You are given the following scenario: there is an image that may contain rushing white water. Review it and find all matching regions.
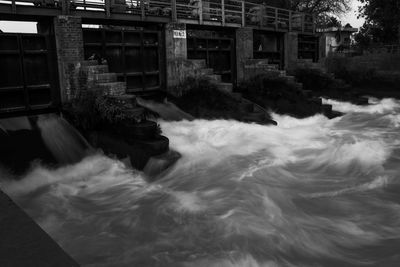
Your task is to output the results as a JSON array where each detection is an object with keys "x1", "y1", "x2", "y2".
[{"x1": 1, "y1": 98, "x2": 400, "y2": 267}]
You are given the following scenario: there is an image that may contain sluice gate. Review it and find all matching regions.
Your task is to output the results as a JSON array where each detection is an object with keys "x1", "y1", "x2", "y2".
[{"x1": 0, "y1": 32, "x2": 59, "y2": 117}]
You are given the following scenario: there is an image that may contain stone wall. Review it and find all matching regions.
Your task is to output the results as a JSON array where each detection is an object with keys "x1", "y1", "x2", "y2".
[
  {"x1": 242, "y1": 59, "x2": 277, "y2": 80},
  {"x1": 236, "y1": 28, "x2": 254, "y2": 83},
  {"x1": 165, "y1": 22, "x2": 188, "y2": 90},
  {"x1": 53, "y1": 16, "x2": 84, "y2": 102},
  {"x1": 284, "y1": 32, "x2": 299, "y2": 70}
]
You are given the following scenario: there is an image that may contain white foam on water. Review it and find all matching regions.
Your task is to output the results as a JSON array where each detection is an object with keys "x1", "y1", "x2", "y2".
[
  {"x1": 322, "y1": 98, "x2": 400, "y2": 114},
  {"x1": 1, "y1": 103, "x2": 400, "y2": 267},
  {"x1": 1, "y1": 154, "x2": 146, "y2": 197}
]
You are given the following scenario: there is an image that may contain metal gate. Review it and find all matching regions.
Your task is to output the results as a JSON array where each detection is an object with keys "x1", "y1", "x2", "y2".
[
  {"x1": 0, "y1": 33, "x2": 58, "y2": 115},
  {"x1": 83, "y1": 28, "x2": 162, "y2": 93},
  {"x1": 253, "y1": 31, "x2": 284, "y2": 69},
  {"x1": 298, "y1": 34, "x2": 319, "y2": 62},
  {"x1": 187, "y1": 30, "x2": 235, "y2": 83}
]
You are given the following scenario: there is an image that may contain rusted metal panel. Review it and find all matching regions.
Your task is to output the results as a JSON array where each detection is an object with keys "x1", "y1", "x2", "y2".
[
  {"x1": 187, "y1": 28, "x2": 235, "y2": 83},
  {"x1": 0, "y1": 33, "x2": 59, "y2": 115},
  {"x1": 0, "y1": 0, "x2": 316, "y2": 34},
  {"x1": 83, "y1": 26, "x2": 163, "y2": 92}
]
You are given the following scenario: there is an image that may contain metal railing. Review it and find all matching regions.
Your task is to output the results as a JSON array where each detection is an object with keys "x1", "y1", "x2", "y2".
[{"x1": 1, "y1": 0, "x2": 315, "y2": 33}]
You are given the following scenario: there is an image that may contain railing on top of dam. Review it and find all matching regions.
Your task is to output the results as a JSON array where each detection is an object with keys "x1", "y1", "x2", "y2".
[{"x1": 0, "y1": 0, "x2": 315, "y2": 33}]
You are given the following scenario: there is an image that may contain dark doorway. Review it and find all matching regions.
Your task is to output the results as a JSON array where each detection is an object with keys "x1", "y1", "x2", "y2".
[
  {"x1": 298, "y1": 34, "x2": 319, "y2": 62},
  {"x1": 83, "y1": 27, "x2": 162, "y2": 93},
  {"x1": 187, "y1": 29, "x2": 235, "y2": 83},
  {"x1": 253, "y1": 30, "x2": 284, "y2": 69},
  {"x1": 0, "y1": 33, "x2": 58, "y2": 115}
]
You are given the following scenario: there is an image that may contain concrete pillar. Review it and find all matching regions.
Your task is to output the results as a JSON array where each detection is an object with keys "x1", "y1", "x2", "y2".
[
  {"x1": 165, "y1": 23, "x2": 187, "y2": 90},
  {"x1": 53, "y1": 16, "x2": 84, "y2": 102},
  {"x1": 236, "y1": 27, "x2": 253, "y2": 83},
  {"x1": 284, "y1": 32, "x2": 298, "y2": 70},
  {"x1": 319, "y1": 34, "x2": 327, "y2": 59}
]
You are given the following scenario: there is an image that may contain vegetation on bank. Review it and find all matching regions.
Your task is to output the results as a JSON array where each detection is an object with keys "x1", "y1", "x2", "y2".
[
  {"x1": 292, "y1": 67, "x2": 349, "y2": 92},
  {"x1": 62, "y1": 91, "x2": 143, "y2": 132},
  {"x1": 324, "y1": 57, "x2": 400, "y2": 91},
  {"x1": 237, "y1": 74, "x2": 323, "y2": 118},
  {"x1": 170, "y1": 77, "x2": 244, "y2": 120}
]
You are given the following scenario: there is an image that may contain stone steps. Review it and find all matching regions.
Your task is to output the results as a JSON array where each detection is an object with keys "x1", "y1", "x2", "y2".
[
  {"x1": 81, "y1": 60, "x2": 99, "y2": 66},
  {"x1": 195, "y1": 68, "x2": 214, "y2": 76},
  {"x1": 81, "y1": 65, "x2": 109, "y2": 75},
  {"x1": 97, "y1": 82, "x2": 126, "y2": 96},
  {"x1": 301, "y1": 90, "x2": 313, "y2": 98},
  {"x1": 240, "y1": 101, "x2": 254, "y2": 113},
  {"x1": 124, "y1": 107, "x2": 146, "y2": 119},
  {"x1": 189, "y1": 59, "x2": 207, "y2": 69},
  {"x1": 107, "y1": 94, "x2": 137, "y2": 107},
  {"x1": 205, "y1": 74, "x2": 222, "y2": 83},
  {"x1": 94, "y1": 73, "x2": 118, "y2": 83},
  {"x1": 284, "y1": 75, "x2": 296, "y2": 83},
  {"x1": 217, "y1": 82, "x2": 233, "y2": 93}
]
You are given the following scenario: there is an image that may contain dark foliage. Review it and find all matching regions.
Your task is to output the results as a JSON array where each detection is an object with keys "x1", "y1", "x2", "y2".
[
  {"x1": 63, "y1": 91, "x2": 142, "y2": 132},
  {"x1": 173, "y1": 77, "x2": 244, "y2": 120},
  {"x1": 355, "y1": 0, "x2": 400, "y2": 47},
  {"x1": 293, "y1": 68, "x2": 348, "y2": 92},
  {"x1": 238, "y1": 75, "x2": 321, "y2": 118},
  {"x1": 62, "y1": 91, "x2": 101, "y2": 131}
]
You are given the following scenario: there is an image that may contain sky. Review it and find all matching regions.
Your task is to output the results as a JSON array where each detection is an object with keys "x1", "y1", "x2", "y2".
[
  {"x1": 340, "y1": 0, "x2": 365, "y2": 28},
  {"x1": 0, "y1": 0, "x2": 366, "y2": 33}
]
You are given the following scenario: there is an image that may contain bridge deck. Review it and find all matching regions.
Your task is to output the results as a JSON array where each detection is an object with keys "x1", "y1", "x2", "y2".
[{"x1": 0, "y1": 0, "x2": 315, "y2": 34}]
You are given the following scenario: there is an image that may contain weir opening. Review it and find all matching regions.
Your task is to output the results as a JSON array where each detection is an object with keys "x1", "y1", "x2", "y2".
[
  {"x1": 1, "y1": 98, "x2": 400, "y2": 266},
  {"x1": 0, "y1": 20, "x2": 59, "y2": 116}
]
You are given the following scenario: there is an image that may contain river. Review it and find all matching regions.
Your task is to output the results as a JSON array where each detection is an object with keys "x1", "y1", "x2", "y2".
[{"x1": 1, "y1": 97, "x2": 400, "y2": 267}]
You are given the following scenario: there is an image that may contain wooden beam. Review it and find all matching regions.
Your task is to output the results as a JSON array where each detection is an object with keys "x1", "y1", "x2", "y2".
[
  {"x1": 241, "y1": 1, "x2": 245, "y2": 27},
  {"x1": 171, "y1": 0, "x2": 177, "y2": 22},
  {"x1": 221, "y1": 0, "x2": 225, "y2": 26}
]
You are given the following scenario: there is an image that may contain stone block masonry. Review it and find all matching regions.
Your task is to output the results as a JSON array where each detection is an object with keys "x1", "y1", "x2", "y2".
[
  {"x1": 165, "y1": 23, "x2": 188, "y2": 90},
  {"x1": 236, "y1": 28, "x2": 254, "y2": 83},
  {"x1": 54, "y1": 16, "x2": 84, "y2": 103},
  {"x1": 284, "y1": 32, "x2": 299, "y2": 70}
]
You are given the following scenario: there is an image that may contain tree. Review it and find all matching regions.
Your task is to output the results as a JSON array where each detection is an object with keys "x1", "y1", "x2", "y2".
[
  {"x1": 248, "y1": 0, "x2": 351, "y2": 27},
  {"x1": 248, "y1": 0, "x2": 351, "y2": 15},
  {"x1": 321, "y1": 16, "x2": 342, "y2": 28},
  {"x1": 290, "y1": 0, "x2": 351, "y2": 15},
  {"x1": 356, "y1": 0, "x2": 400, "y2": 44}
]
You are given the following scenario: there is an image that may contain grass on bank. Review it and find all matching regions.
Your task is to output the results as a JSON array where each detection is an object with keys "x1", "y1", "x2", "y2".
[
  {"x1": 170, "y1": 77, "x2": 245, "y2": 120},
  {"x1": 237, "y1": 74, "x2": 322, "y2": 118}
]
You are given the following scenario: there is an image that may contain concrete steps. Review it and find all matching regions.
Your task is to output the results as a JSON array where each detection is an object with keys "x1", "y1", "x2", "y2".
[
  {"x1": 217, "y1": 82, "x2": 233, "y2": 93},
  {"x1": 97, "y1": 82, "x2": 126, "y2": 96},
  {"x1": 285, "y1": 75, "x2": 296, "y2": 82},
  {"x1": 189, "y1": 59, "x2": 207, "y2": 69},
  {"x1": 94, "y1": 73, "x2": 118, "y2": 83},
  {"x1": 107, "y1": 94, "x2": 137, "y2": 107},
  {"x1": 81, "y1": 65, "x2": 109, "y2": 75},
  {"x1": 81, "y1": 60, "x2": 99, "y2": 66},
  {"x1": 195, "y1": 68, "x2": 214, "y2": 76},
  {"x1": 206, "y1": 74, "x2": 222, "y2": 83}
]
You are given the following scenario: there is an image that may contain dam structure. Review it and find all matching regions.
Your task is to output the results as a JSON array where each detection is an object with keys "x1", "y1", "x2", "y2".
[
  {"x1": 0, "y1": 1, "x2": 318, "y2": 265},
  {"x1": 0, "y1": 0, "x2": 317, "y2": 117}
]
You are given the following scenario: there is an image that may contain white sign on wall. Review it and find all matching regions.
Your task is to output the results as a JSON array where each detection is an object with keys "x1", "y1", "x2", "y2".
[{"x1": 173, "y1": 30, "x2": 187, "y2": 39}]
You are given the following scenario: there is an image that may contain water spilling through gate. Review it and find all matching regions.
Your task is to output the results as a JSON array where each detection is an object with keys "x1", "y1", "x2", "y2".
[{"x1": 1, "y1": 98, "x2": 400, "y2": 267}]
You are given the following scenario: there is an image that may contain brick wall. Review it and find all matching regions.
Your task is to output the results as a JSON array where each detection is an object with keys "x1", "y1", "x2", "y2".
[
  {"x1": 54, "y1": 16, "x2": 84, "y2": 102},
  {"x1": 165, "y1": 23, "x2": 188, "y2": 91}
]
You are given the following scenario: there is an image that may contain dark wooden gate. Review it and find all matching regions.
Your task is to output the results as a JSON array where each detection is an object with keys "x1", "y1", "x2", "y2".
[
  {"x1": 0, "y1": 33, "x2": 58, "y2": 115},
  {"x1": 187, "y1": 30, "x2": 235, "y2": 83},
  {"x1": 83, "y1": 28, "x2": 162, "y2": 93},
  {"x1": 298, "y1": 34, "x2": 319, "y2": 62},
  {"x1": 253, "y1": 30, "x2": 284, "y2": 69}
]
